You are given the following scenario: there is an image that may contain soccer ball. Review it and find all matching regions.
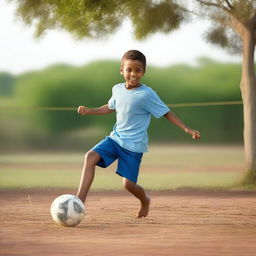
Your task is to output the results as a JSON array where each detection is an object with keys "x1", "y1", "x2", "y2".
[{"x1": 50, "y1": 194, "x2": 85, "y2": 227}]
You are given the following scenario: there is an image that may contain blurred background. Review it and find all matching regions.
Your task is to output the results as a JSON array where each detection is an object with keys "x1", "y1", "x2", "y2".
[
  {"x1": 0, "y1": 1, "x2": 243, "y2": 152},
  {"x1": 0, "y1": 1, "x2": 245, "y2": 190},
  {"x1": 0, "y1": 59, "x2": 243, "y2": 152}
]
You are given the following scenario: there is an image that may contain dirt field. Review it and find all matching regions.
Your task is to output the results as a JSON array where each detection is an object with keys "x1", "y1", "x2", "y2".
[{"x1": 1, "y1": 189, "x2": 256, "y2": 256}]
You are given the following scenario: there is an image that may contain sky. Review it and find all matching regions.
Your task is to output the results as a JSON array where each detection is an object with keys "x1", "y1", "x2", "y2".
[{"x1": 0, "y1": 1, "x2": 241, "y2": 75}]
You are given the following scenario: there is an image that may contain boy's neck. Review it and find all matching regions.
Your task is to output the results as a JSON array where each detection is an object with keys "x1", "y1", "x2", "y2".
[{"x1": 125, "y1": 83, "x2": 142, "y2": 90}]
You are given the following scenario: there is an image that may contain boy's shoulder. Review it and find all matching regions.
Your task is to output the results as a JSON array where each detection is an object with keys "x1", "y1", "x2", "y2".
[
  {"x1": 114, "y1": 83, "x2": 123, "y2": 87},
  {"x1": 111, "y1": 83, "x2": 123, "y2": 93},
  {"x1": 112, "y1": 83, "x2": 124, "y2": 89},
  {"x1": 140, "y1": 84, "x2": 157, "y2": 96}
]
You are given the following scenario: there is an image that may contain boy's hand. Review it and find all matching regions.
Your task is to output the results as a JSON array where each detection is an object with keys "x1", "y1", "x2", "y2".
[
  {"x1": 77, "y1": 106, "x2": 89, "y2": 115},
  {"x1": 185, "y1": 128, "x2": 201, "y2": 140}
]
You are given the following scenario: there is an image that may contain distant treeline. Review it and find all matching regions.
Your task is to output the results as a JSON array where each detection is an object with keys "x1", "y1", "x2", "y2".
[{"x1": 0, "y1": 58, "x2": 243, "y2": 151}]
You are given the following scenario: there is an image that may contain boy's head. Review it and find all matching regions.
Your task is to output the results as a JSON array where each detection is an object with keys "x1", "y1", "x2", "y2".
[
  {"x1": 120, "y1": 50, "x2": 146, "y2": 89},
  {"x1": 121, "y1": 50, "x2": 146, "y2": 73}
]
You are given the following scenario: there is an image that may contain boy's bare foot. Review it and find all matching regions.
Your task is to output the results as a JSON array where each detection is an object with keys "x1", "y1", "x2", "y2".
[{"x1": 137, "y1": 196, "x2": 150, "y2": 218}]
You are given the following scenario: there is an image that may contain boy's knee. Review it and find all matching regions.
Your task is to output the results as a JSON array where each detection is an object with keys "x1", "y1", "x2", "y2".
[
  {"x1": 84, "y1": 150, "x2": 100, "y2": 165},
  {"x1": 123, "y1": 178, "x2": 135, "y2": 191}
]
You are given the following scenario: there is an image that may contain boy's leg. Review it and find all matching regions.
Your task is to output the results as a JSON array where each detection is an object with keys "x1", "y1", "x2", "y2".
[
  {"x1": 123, "y1": 178, "x2": 150, "y2": 218},
  {"x1": 76, "y1": 150, "x2": 101, "y2": 203}
]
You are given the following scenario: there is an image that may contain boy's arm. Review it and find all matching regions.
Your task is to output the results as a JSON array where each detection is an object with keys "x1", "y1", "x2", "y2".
[
  {"x1": 164, "y1": 111, "x2": 200, "y2": 139},
  {"x1": 77, "y1": 104, "x2": 114, "y2": 115}
]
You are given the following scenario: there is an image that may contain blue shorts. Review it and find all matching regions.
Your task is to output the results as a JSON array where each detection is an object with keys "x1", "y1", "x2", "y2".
[{"x1": 91, "y1": 137, "x2": 143, "y2": 183}]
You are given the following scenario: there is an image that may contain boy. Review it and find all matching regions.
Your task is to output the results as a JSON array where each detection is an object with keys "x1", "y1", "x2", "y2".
[{"x1": 76, "y1": 50, "x2": 200, "y2": 218}]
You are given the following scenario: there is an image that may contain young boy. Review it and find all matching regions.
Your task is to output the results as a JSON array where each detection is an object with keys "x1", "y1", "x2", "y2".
[{"x1": 76, "y1": 50, "x2": 200, "y2": 218}]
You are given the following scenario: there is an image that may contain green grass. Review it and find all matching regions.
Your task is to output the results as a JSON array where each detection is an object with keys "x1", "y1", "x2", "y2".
[
  {"x1": 0, "y1": 144, "x2": 246, "y2": 190},
  {"x1": 0, "y1": 169, "x2": 240, "y2": 190},
  {"x1": 0, "y1": 145, "x2": 244, "y2": 166},
  {"x1": 0, "y1": 153, "x2": 82, "y2": 165}
]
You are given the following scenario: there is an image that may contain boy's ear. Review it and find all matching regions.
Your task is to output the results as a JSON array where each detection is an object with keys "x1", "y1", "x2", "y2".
[{"x1": 120, "y1": 67, "x2": 123, "y2": 75}]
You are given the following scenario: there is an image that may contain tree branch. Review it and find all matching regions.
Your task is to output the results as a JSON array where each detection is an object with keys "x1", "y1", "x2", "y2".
[
  {"x1": 195, "y1": 0, "x2": 221, "y2": 9},
  {"x1": 248, "y1": 12, "x2": 256, "y2": 30},
  {"x1": 229, "y1": 14, "x2": 246, "y2": 37},
  {"x1": 195, "y1": 0, "x2": 245, "y2": 37},
  {"x1": 224, "y1": 0, "x2": 233, "y2": 10},
  {"x1": 178, "y1": 6, "x2": 198, "y2": 17},
  {"x1": 195, "y1": 0, "x2": 231, "y2": 14}
]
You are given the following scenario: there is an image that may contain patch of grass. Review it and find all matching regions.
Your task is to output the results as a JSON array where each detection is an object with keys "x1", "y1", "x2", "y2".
[
  {"x1": 0, "y1": 145, "x2": 246, "y2": 190},
  {"x1": 0, "y1": 169, "x2": 241, "y2": 190},
  {"x1": 141, "y1": 172, "x2": 240, "y2": 190},
  {"x1": 144, "y1": 144, "x2": 244, "y2": 168},
  {"x1": 0, "y1": 153, "x2": 83, "y2": 165},
  {"x1": 0, "y1": 170, "x2": 80, "y2": 189}
]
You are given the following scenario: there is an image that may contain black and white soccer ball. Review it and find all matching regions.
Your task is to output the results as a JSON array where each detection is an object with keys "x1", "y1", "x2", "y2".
[{"x1": 50, "y1": 194, "x2": 85, "y2": 227}]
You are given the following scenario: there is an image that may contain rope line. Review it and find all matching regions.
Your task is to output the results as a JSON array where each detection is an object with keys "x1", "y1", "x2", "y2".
[
  {"x1": 167, "y1": 100, "x2": 242, "y2": 108},
  {"x1": 0, "y1": 106, "x2": 77, "y2": 111},
  {"x1": 0, "y1": 101, "x2": 243, "y2": 111}
]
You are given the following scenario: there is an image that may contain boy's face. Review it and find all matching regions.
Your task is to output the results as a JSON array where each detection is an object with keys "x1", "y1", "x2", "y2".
[{"x1": 121, "y1": 59, "x2": 145, "y2": 89}]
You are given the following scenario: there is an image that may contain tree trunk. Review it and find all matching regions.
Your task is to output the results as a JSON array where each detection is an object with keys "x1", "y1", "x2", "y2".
[{"x1": 240, "y1": 29, "x2": 256, "y2": 183}]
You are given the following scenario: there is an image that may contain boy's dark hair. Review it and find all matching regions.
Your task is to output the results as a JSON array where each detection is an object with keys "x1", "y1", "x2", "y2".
[{"x1": 121, "y1": 50, "x2": 147, "y2": 72}]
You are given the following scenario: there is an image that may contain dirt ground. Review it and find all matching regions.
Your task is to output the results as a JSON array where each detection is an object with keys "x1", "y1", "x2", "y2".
[{"x1": 1, "y1": 189, "x2": 256, "y2": 256}]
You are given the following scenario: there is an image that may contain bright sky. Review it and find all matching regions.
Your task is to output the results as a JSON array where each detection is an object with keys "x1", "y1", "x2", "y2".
[{"x1": 0, "y1": 1, "x2": 241, "y2": 75}]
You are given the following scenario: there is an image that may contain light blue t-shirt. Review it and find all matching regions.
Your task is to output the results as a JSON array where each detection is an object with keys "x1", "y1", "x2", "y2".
[{"x1": 108, "y1": 83, "x2": 170, "y2": 153}]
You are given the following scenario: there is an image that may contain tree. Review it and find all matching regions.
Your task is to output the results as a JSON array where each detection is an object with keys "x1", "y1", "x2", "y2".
[
  {"x1": 9, "y1": 0, "x2": 256, "y2": 184},
  {"x1": 192, "y1": 0, "x2": 256, "y2": 185}
]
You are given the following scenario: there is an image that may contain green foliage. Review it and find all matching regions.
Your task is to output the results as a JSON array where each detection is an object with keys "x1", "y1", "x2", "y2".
[
  {"x1": 7, "y1": 59, "x2": 242, "y2": 148},
  {"x1": 15, "y1": 62, "x2": 119, "y2": 133},
  {"x1": 204, "y1": 25, "x2": 242, "y2": 54},
  {"x1": 205, "y1": 26, "x2": 229, "y2": 48},
  {"x1": 143, "y1": 59, "x2": 242, "y2": 143},
  {"x1": 10, "y1": 0, "x2": 186, "y2": 39},
  {"x1": 0, "y1": 72, "x2": 15, "y2": 96},
  {"x1": 9, "y1": 0, "x2": 255, "y2": 53},
  {"x1": 231, "y1": 1, "x2": 256, "y2": 23},
  {"x1": 11, "y1": 0, "x2": 125, "y2": 38},
  {"x1": 130, "y1": 0, "x2": 185, "y2": 39},
  {"x1": 194, "y1": 0, "x2": 256, "y2": 53}
]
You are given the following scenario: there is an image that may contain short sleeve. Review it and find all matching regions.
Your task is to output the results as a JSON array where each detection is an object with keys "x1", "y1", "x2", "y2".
[
  {"x1": 108, "y1": 95, "x2": 115, "y2": 110},
  {"x1": 144, "y1": 89, "x2": 170, "y2": 118},
  {"x1": 108, "y1": 87, "x2": 116, "y2": 110}
]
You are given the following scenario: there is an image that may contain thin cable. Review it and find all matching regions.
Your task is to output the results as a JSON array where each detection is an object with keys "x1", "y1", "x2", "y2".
[
  {"x1": 0, "y1": 101, "x2": 243, "y2": 111},
  {"x1": 167, "y1": 100, "x2": 242, "y2": 108},
  {"x1": 0, "y1": 106, "x2": 77, "y2": 111}
]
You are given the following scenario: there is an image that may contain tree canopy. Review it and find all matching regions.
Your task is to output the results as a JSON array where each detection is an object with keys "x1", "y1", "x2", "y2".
[
  {"x1": 11, "y1": 0, "x2": 185, "y2": 39},
  {"x1": 10, "y1": 0, "x2": 255, "y2": 52},
  {"x1": 196, "y1": 0, "x2": 256, "y2": 53}
]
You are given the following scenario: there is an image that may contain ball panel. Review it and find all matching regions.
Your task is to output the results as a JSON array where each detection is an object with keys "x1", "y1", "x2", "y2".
[
  {"x1": 50, "y1": 194, "x2": 85, "y2": 227},
  {"x1": 73, "y1": 201, "x2": 84, "y2": 214}
]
